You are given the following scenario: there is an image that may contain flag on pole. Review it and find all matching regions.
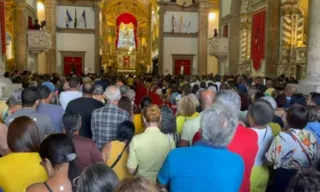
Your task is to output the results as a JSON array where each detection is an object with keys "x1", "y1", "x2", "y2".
[
  {"x1": 81, "y1": 10, "x2": 87, "y2": 28},
  {"x1": 179, "y1": 14, "x2": 183, "y2": 32},
  {"x1": 74, "y1": 8, "x2": 77, "y2": 28},
  {"x1": 66, "y1": 9, "x2": 73, "y2": 28}
]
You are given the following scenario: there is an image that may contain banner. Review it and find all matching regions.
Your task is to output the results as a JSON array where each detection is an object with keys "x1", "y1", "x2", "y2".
[{"x1": 251, "y1": 9, "x2": 266, "y2": 71}]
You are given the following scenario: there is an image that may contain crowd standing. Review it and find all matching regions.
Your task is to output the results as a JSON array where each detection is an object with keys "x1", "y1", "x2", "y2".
[{"x1": 0, "y1": 71, "x2": 320, "y2": 192}]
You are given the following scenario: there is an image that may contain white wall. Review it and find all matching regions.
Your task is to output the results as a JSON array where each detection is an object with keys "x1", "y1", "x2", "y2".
[
  {"x1": 163, "y1": 37, "x2": 198, "y2": 74},
  {"x1": 164, "y1": 11, "x2": 199, "y2": 33},
  {"x1": 221, "y1": 0, "x2": 232, "y2": 18},
  {"x1": 56, "y1": 6, "x2": 95, "y2": 29},
  {"x1": 208, "y1": 10, "x2": 219, "y2": 74},
  {"x1": 56, "y1": 33, "x2": 95, "y2": 73},
  {"x1": 26, "y1": 0, "x2": 36, "y2": 10}
]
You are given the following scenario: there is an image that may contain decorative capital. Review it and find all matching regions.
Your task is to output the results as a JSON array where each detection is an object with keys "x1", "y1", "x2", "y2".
[
  {"x1": 208, "y1": 37, "x2": 229, "y2": 59},
  {"x1": 27, "y1": 30, "x2": 52, "y2": 53}
]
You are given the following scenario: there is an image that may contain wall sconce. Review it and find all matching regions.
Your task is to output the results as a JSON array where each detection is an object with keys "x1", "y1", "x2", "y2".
[{"x1": 208, "y1": 12, "x2": 216, "y2": 21}]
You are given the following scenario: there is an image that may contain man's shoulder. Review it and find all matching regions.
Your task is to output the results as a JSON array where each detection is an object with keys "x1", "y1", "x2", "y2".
[
  {"x1": 236, "y1": 125, "x2": 258, "y2": 138},
  {"x1": 40, "y1": 103, "x2": 63, "y2": 112}
]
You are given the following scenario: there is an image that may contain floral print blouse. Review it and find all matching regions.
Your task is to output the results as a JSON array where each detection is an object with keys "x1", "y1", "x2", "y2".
[{"x1": 266, "y1": 129, "x2": 319, "y2": 170}]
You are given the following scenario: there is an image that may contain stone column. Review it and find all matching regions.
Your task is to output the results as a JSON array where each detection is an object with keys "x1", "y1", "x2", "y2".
[
  {"x1": 45, "y1": 0, "x2": 57, "y2": 73},
  {"x1": 158, "y1": 4, "x2": 165, "y2": 74},
  {"x1": 299, "y1": 0, "x2": 320, "y2": 93},
  {"x1": 15, "y1": 2, "x2": 28, "y2": 70},
  {"x1": 94, "y1": 4, "x2": 101, "y2": 73},
  {"x1": 198, "y1": 0, "x2": 209, "y2": 75}
]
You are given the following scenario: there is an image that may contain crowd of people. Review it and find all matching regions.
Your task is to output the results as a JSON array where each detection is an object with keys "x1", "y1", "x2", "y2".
[{"x1": 0, "y1": 71, "x2": 319, "y2": 192}]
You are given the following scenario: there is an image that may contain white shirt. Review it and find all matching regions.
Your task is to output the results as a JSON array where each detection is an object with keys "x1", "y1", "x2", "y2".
[
  {"x1": 252, "y1": 126, "x2": 274, "y2": 166},
  {"x1": 59, "y1": 91, "x2": 82, "y2": 110}
]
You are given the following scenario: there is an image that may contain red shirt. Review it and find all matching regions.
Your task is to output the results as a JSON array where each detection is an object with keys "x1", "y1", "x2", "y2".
[{"x1": 193, "y1": 125, "x2": 258, "y2": 192}]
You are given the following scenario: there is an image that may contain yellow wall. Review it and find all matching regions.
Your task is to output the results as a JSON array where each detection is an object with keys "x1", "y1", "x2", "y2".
[{"x1": 207, "y1": 10, "x2": 219, "y2": 74}]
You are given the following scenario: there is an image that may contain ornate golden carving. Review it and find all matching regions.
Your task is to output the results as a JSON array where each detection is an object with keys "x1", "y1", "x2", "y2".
[{"x1": 4, "y1": 0, "x2": 16, "y2": 66}]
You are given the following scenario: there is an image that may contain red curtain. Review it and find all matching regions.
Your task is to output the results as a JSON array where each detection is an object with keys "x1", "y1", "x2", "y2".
[
  {"x1": 0, "y1": 0, "x2": 5, "y2": 55},
  {"x1": 174, "y1": 60, "x2": 191, "y2": 75},
  {"x1": 251, "y1": 9, "x2": 266, "y2": 71},
  {"x1": 116, "y1": 13, "x2": 138, "y2": 49},
  {"x1": 63, "y1": 57, "x2": 82, "y2": 75}
]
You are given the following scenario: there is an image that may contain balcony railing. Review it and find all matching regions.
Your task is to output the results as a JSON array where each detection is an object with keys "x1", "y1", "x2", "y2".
[
  {"x1": 208, "y1": 37, "x2": 229, "y2": 60},
  {"x1": 27, "y1": 30, "x2": 51, "y2": 53}
]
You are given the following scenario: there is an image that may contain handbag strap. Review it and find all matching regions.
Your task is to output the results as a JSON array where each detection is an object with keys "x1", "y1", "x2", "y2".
[
  {"x1": 111, "y1": 142, "x2": 130, "y2": 168},
  {"x1": 287, "y1": 131, "x2": 312, "y2": 165}
]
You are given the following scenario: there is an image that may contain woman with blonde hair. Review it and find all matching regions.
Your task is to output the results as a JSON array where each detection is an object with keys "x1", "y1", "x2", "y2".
[
  {"x1": 176, "y1": 94, "x2": 200, "y2": 134},
  {"x1": 115, "y1": 176, "x2": 160, "y2": 192},
  {"x1": 127, "y1": 104, "x2": 175, "y2": 183}
]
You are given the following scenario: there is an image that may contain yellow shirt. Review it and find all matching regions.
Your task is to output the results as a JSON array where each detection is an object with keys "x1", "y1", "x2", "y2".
[
  {"x1": 127, "y1": 127, "x2": 175, "y2": 183},
  {"x1": 176, "y1": 112, "x2": 200, "y2": 135},
  {"x1": 133, "y1": 114, "x2": 144, "y2": 135},
  {"x1": 0, "y1": 153, "x2": 48, "y2": 192},
  {"x1": 107, "y1": 141, "x2": 131, "y2": 181}
]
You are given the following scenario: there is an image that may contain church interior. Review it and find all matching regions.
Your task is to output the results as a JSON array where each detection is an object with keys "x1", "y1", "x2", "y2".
[{"x1": 0, "y1": 0, "x2": 315, "y2": 84}]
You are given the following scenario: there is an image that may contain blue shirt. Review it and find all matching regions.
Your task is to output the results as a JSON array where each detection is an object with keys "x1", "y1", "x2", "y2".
[
  {"x1": 37, "y1": 103, "x2": 64, "y2": 133},
  {"x1": 157, "y1": 143, "x2": 244, "y2": 192},
  {"x1": 305, "y1": 122, "x2": 320, "y2": 144}
]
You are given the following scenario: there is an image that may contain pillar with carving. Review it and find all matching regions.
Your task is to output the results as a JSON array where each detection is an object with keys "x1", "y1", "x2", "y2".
[
  {"x1": 299, "y1": 0, "x2": 320, "y2": 93},
  {"x1": 15, "y1": 2, "x2": 28, "y2": 70},
  {"x1": 45, "y1": 0, "x2": 57, "y2": 73},
  {"x1": 198, "y1": 0, "x2": 209, "y2": 75},
  {"x1": 158, "y1": 4, "x2": 165, "y2": 74}
]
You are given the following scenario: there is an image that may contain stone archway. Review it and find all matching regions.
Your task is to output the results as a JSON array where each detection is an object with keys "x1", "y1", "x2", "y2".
[{"x1": 228, "y1": 0, "x2": 280, "y2": 76}]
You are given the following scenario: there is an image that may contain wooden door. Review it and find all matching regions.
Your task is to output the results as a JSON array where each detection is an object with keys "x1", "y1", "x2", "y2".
[
  {"x1": 63, "y1": 57, "x2": 82, "y2": 75},
  {"x1": 174, "y1": 59, "x2": 191, "y2": 75}
]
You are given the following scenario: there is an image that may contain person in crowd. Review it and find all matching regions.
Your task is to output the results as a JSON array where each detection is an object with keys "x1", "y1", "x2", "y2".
[
  {"x1": 158, "y1": 104, "x2": 244, "y2": 192},
  {"x1": 307, "y1": 92, "x2": 320, "y2": 106},
  {"x1": 102, "y1": 120, "x2": 135, "y2": 180},
  {"x1": 305, "y1": 105, "x2": 320, "y2": 144},
  {"x1": 247, "y1": 101, "x2": 274, "y2": 192},
  {"x1": 266, "y1": 105, "x2": 319, "y2": 192},
  {"x1": 179, "y1": 90, "x2": 215, "y2": 146},
  {"x1": 38, "y1": 86, "x2": 64, "y2": 133},
  {"x1": 118, "y1": 96, "x2": 133, "y2": 120},
  {"x1": 63, "y1": 112, "x2": 103, "y2": 171},
  {"x1": 92, "y1": 85, "x2": 106, "y2": 104},
  {"x1": 125, "y1": 89, "x2": 136, "y2": 104},
  {"x1": 27, "y1": 134, "x2": 81, "y2": 192},
  {"x1": 160, "y1": 105, "x2": 179, "y2": 145},
  {"x1": 60, "y1": 77, "x2": 82, "y2": 110},
  {"x1": 42, "y1": 81, "x2": 60, "y2": 105},
  {"x1": 266, "y1": 79, "x2": 274, "y2": 89},
  {"x1": 284, "y1": 85, "x2": 297, "y2": 108},
  {"x1": 286, "y1": 167, "x2": 320, "y2": 192},
  {"x1": 77, "y1": 163, "x2": 119, "y2": 192},
  {"x1": 290, "y1": 93, "x2": 307, "y2": 107},
  {"x1": 261, "y1": 96, "x2": 284, "y2": 133},
  {"x1": 238, "y1": 93, "x2": 251, "y2": 123},
  {"x1": 0, "y1": 123, "x2": 9, "y2": 156},
  {"x1": 6, "y1": 87, "x2": 55, "y2": 141},
  {"x1": 66, "y1": 82, "x2": 104, "y2": 138},
  {"x1": 133, "y1": 96, "x2": 152, "y2": 135},
  {"x1": 176, "y1": 94, "x2": 199, "y2": 134},
  {"x1": 1, "y1": 88, "x2": 23, "y2": 123},
  {"x1": 127, "y1": 104, "x2": 175, "y2": 183},
  {"x1": 193, "y1": 91, "x2": 258, "y2": 192},
  {"x1": 0, "y1": 116, "x2": 47, "y2": 192},
  {"x1": 274, "y1": 93, "x2": 287, "y2": 120},
  {"x1": 91, "y1": 85, "x2": 131, "y2": 150},
  {"x1": 115, "y1": 176, "x2": 160, "y2": 192}
]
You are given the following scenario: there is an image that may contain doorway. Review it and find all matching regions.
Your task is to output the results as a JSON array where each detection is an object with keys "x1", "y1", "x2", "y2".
[
  {"x1": 172, "y1": 54, "x2": 194, "y2": 75},
  {"x1": 60, "y1": 51, "x2": 85, "y2": 75}
]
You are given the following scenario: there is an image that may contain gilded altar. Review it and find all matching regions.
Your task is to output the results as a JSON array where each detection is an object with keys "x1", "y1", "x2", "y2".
[{"x1": 100, "y1": 0, "x2": 157, "y2": 74}]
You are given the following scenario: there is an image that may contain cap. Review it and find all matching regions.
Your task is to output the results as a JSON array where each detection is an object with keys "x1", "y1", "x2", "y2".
[{"x1": 41, "y1": 82, "x2": 55, "y2": 93}]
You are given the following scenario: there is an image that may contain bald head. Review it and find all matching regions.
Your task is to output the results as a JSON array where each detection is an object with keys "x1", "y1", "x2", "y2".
[
  {"x1": 201, "y1": 90, "x2": 215, "y2": 110},
  {"x1": 104, "y1": 85, "x2": 121, "y2": 104}
]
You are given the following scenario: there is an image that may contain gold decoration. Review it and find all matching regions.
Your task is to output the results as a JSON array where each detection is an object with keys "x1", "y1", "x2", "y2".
[{"x1": 4, "y1": 0, "x2": 16, "y2": 67}]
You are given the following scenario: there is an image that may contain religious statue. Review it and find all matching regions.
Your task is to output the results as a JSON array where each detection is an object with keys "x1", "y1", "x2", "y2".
[{"x1": 117, "y1": 23, "x2": 136, "y2": 49}]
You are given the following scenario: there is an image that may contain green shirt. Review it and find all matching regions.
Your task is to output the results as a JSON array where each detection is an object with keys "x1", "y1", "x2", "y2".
[{"x1": 127, "y1": 127, "x2": 175, "y2": 183}]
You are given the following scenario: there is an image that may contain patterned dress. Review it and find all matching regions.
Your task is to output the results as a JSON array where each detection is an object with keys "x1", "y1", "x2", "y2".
[{"x1": 266, "y1": 128, "x2": 319, "y2": 170}]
